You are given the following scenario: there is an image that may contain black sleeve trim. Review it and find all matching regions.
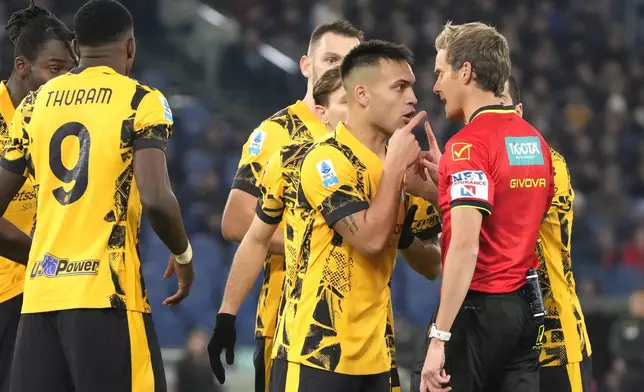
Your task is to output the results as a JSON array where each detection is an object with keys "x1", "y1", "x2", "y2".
[
  {"x1": 450, "y1": 199, "x2": 492, "y2": 216},
  {"x1": 398, "y1": 226, "x2": 414, "y2": 249},
  {"x1": 0, "y1": 157, "x2": 27, "y2": 176},
  {"x1": 133, "y1": 138, "x2": 167, "y2": 152},
  {"x1": 415, "y1": 224, "x2": 442, "y2": 240},
  {"x1": 255, "y1": 202, "x2": 283, "y2": 225},
  {"x1": 231, "y1": 179, "x2": 261, "y2": 198},
  {"x1": 324, "y1": 201, "x2": 369, "y2": 227}
]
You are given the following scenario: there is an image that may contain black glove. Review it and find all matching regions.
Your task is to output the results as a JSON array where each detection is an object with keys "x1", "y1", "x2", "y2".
[
  {"x1": 398, "y1": 204, "x2": 418, "y2": 249},
  {"x1": 208, "y1": 313, "x2": 236, "y2": 384}
]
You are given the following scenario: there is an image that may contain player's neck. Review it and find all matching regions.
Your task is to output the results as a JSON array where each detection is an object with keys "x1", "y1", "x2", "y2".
[
  {"x1": 462, "y1": 90, "x2": 504, "y2": 124},
  {"x1": 78, "y1": 47, "x2": 126, "y2": 75},
  {"x1": 344, "y1": 115, "x2": 388, "y2": 158},
  {"x1": 5, "y1": 73, "x2": 29, "y2": 109},
  {"x1": 301, "y1": 81, "x2": 316, "y2": 111},
  {"x1": 78, "y1": 57, "x2": 124, "y2": 75}
]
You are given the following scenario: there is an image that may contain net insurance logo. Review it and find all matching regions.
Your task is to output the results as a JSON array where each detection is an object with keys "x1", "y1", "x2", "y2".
[
  {"x1": 30, "y1": 253, "x2": 99, "y2": 279},
  {"x1": 504, "y1": 136, "x2": 544, "y2": 166}
]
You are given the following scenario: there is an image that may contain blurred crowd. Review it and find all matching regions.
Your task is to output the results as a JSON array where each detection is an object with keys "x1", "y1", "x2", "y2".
[{"x1": 2, "y1": 0, "x2": 644, "y2": 390}]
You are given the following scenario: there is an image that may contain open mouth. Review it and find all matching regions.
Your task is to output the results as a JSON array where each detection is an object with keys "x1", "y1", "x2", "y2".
[{"x1": 402, "y1": 111, "x2": 415, "y2": 123}]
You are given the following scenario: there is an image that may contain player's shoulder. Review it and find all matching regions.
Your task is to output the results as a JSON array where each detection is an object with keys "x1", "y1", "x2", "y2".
[
  {"x1": 260, "y1": 105, "x2": 295, "y2": 133},
  {"x1": 549, "y1": 147, "x2": 568, "y2": 167},
  {"x1": 301, "y1": 133, "x2": 347, "y2": 169}
]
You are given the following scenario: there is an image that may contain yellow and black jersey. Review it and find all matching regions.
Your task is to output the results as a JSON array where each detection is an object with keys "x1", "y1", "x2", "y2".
[
  {"x1": 536, "y1": 148, "x2": 592, "y2": 366},
  {"x1": 234, "y1": 100, "x2": 326, "y2": 339},
  {"x1": 0, "y1": 81, "x2": 32, "y2": 304},
  {"x1": 271, "y1": 123, "x2": 407, "y2": 376},
  {"x1": 0, "y1": 66, "x2": 173, "y2": 314}
]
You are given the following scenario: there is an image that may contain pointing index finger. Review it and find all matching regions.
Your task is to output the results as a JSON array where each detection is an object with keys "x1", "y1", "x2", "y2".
[
  {"x1": 425, "y1": 120, "x2": 439, "y2": 149},
  {"x1": 401, "y1": 110, "x2": 427, "y2": 133}
]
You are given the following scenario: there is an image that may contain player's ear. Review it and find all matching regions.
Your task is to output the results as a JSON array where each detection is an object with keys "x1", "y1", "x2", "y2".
[
  {"x1": 72, "y1": 39, "x2": 80, "y2": 61},
  {"x1": 516, "y1": 103, "x2": 524, "y2": 118},
  {"x1": 300, "y1": 55, "x2": 311, "y2": 78},
  {"x1": 354, "y1": 84, "x2": 368, "y2": 107},
  {"x1": 126, "y1": 37, "x2": 136, "y2": 61},
  {"x1": 314, "y1": 104, "x2": 326, "y2": 121},
  {"x1": 460, "y1": 61, "x2": 473, "y2": 84},
  {"x1": 14, "y1": 57, "x2": 28, "y2": 79}
]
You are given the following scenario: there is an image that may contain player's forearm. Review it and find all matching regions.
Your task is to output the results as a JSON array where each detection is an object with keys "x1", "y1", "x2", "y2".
[
  {"x1": 435, "y1": 246, "x2": 478, "y2": 332},
  {"x1": 0, "y1": 218, "x2": 31, "y2": 265},
  {"x1": 143, "y1": 193, "x2": 189, "y2": 255},
  {"x1": 268, "y1": 229, "x2": 285, "y2": 255},
  {"x1": 400, "y1": 237, "x2": 442, "y2": 280},
  {"x1": 219, "y1": 236, "x2": 269, "y2": 315},
  {"x1": 360, "y1": 167, "x2": 406, "y2": 254}
]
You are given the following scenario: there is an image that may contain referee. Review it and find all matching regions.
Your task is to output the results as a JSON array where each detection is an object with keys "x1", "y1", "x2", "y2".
[{"x1": 416, "y1": 22, "x2": 554, "y2": 392}]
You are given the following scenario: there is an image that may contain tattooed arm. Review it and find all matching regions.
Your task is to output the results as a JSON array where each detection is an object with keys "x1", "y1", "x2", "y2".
[{"x1": 331, "y1": 164, "x2": 407, "y2": 260}]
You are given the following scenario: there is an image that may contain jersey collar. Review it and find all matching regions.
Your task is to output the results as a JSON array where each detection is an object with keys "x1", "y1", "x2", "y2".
[
  {"x1": 468, "y1": 104, "x2": 516, "y2": 123},
  {"x1": 335, "y1": 121, "x2": 383, "y2": 165},
  {"x1": 0, "y1": 82, "x2": 15, "y2": 122},
  {"x1": 291, "y1": 100, "x2": 327, "y2": 140}
]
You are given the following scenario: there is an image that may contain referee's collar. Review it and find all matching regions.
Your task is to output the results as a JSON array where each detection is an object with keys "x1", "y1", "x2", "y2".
[{"x1": 468, "y1": 104, "x2": 516, "y2": 123}]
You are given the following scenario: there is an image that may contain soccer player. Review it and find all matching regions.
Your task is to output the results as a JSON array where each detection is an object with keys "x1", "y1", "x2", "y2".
[
  {"x1": 0, "y1": 3, "x2": 77, "y2": 391},
  {"x1": 503, "y1": 76, "x2": 593, "y2": 392},
  {"x1": 0, "y1": 1, "x2": 194, "y2": 391},
  {"x1": 312, "y1": 67, "x2": 348, "y2": 132},
  {"x1": 419, "y1": 22, "x2": 554, "y2": 392},
  {"x1": 311, "y1": 67, "x2": 441, "y2": 392},
  {"x1": 211, "y1": 21, "x2": 363, "y2": 391},
  {"x1": 264, "y1": 40, "x2": 441, "y2": 392}
]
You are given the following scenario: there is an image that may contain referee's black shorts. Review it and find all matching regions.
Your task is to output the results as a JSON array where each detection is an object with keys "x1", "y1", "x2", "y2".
[
  {"x1": 10, "y1": 308, "x2": 167, "y2": 392},
  {"x1": 410, "y1": 290, "x2": 543, "y2": 392},
  {"x1": 0, "y1": 294, "x2": 22, "y2": 392}
]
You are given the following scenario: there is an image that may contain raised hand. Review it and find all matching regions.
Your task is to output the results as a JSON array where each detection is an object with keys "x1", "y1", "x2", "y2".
[
  {"x1": 386, "y1": 111, "x2": 427, "y2": 171},
  {"x1": 424, "y1": 120, "x2": 442, "y2": 165}
]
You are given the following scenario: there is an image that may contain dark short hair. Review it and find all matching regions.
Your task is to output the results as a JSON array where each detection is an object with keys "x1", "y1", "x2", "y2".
[
  {"x1": 74, "y1": 0, "x2": 133, "y2": 47},
  {"x1": 507, "y1": 75, "x2": 521, "y2": 105},
  {"x1": 340, "y1": 40, "x2": 414, "y2": 81},
  {"x1": 309, "y1": 20, "x2": 364, "y2": 51},
  {"x1": 313, "y1": 67, "x2": 343, "y2": 107},
  {"x1": 5, "y1": 0, "x2": 74, "y2": 61}
]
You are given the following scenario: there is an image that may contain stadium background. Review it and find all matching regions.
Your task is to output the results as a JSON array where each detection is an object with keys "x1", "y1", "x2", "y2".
[{"x1": 1, "y1": 0, "x2": 644, "y2": 391}]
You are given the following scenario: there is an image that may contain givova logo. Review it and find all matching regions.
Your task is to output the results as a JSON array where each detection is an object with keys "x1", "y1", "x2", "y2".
[
  {"x1": 504, "y1": 136, "x2": 544, "y2": 166},
  {"x1": 30, "y1": 253, "x2": 99, "y2": 279}
]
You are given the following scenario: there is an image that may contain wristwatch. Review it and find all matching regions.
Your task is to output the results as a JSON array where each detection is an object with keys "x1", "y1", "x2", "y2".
[{"x1": 428, "y1": 323, "x2": 451, "y2": 342}]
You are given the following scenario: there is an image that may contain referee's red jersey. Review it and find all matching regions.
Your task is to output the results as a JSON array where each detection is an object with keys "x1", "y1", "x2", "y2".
[{"x1": 438, "y1": 105, "x2": 554, "y2": 294}]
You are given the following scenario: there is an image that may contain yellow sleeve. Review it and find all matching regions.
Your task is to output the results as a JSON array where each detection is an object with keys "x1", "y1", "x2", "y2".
[
  {"x1": 132, "y1": 89, "x2": 173, "y2": 151},
  {"x1": 256, "y1": 148, "x2": 286, "y2": 225},
  {"x1": 549, "y1": 149, "x2": 573, "y2": 212},
  {"x1": 0, "y1": 93, "x2": 33, "y2": 177},
  {"x1": 300, "y1": 144, "x2": 368, "y2": 227},
  {"x1": 232, "y1": 119, "x2": 290, "y2": 197},
  {"x1": 408, "y1": 195, "x2": 442, "y2": 240}
]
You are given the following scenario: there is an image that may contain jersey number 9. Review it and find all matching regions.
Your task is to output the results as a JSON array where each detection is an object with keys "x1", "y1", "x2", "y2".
[{"x1": 49, "y1": 122, "x2": 91, "y2": 206}]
